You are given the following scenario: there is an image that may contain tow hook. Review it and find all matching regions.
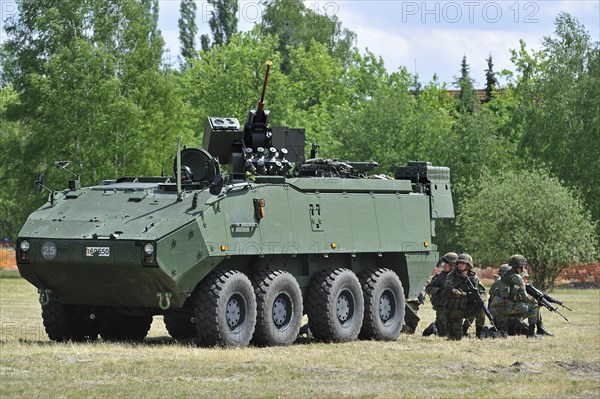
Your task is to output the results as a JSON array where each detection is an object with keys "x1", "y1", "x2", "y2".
[
  {"x1": 157, "y1": 291, "x2": 172, "y2": 310},
  {"x1": 38, "y1": 289, "x2": 52, "y2": 306}
]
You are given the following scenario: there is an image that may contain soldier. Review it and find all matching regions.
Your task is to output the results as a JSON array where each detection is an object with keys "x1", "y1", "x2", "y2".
[
  {"x1": 443, "y1": 253, "x2": 486, "y2": 340},
  {"x1": 497, "y1": 254, "x2": 540, "y2": 338},
  {"x1": 489, "y1": 263, "x2": 512, "y2": 337},
  {"x1": 521, "y1": 269, "x2": 553, "y2": 336},
  {"x1": 422, "y1": 252, "x2": 458, "y2": 337}
]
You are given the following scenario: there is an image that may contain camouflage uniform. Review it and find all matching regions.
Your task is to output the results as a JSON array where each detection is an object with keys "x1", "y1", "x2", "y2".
[
  {"x1": 489, "y1": 264, "x2": 512, "y2": 335},
  {"x1": 423, "y1": 252, "x2": 457, "y2": 337},
  {"x1": 496, "y1": 255, "x2": 540, "y2": 337},
  {"x1": 444, "y1": 254, "x2": 486, "y2": 340}
]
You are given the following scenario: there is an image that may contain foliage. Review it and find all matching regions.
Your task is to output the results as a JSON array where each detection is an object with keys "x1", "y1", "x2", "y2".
[
  {"x1": 178, "y1": 0, "x2": 198, "y2": 64},
  {"x1": 180, "y1": 29, "x2": 284, "y2": 139},
  {"x1": 454, "y1": 55, "x2": 479, "y2": 114},
  {"x1": 1, "y1": 0, "x2": 190, "y2": 239},
  {"x1": 483, "y1": 55, "x2": 498, "y2": 103},
  {"x1": 458, "y1": 168, "x2": 598, "y2": 289},
  {"x1": 200, "y1": 0, "x2": 238, "y2": 51},
  {"x1": 510, "y1": 13, "x2": 600, "y2": 237},
  {"x1": 0, "y1": 85, "x2": 40, "y2": 240},
  {"x1": 259, "y1": 0, "x2": 356, "y2": 74}
]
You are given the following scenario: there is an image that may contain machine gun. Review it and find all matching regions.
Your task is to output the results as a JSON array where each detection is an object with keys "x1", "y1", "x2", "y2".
[
  {"x1": 526, "y1": 284, "x2": 570, "y2": 321},
  {"x1": 465, "y1": 277, "x2": 497, "y2": 330}
]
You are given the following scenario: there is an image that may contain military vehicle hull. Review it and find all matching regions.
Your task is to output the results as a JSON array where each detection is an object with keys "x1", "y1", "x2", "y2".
[{"x1": 17, "y1": 169, "x2": 451, "y2": 345}]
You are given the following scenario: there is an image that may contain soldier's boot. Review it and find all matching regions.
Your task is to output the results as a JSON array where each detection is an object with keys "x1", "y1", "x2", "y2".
[
  {"x1": 536, "y1": 322, "x2": 553, "y2": 336},
  {"x1": 526, "y1": 324, "x2": 538, "y2": 338},
  {"x1": 478, "y1": 326, "x2": 489, "y2": 339},
  {"x1": 499, "y1": 330, "x2": 508, "y2": 338},
  {"x1": 462, "y1": 320, "x2": 470, "y2": 337},
  {"x1": 475, "y1": 326, "x2": 484, "y2": 339},
  {"x1": 299, "y1": 323, "x2": 312, "y2": 338},
  {"x1": 422, "y1": 322, "x2": 438, "y2": 337}
]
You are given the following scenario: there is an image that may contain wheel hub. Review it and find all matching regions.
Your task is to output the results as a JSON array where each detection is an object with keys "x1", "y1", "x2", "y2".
[
  {"x1": 379, "y1": 289, "x2": 395, "y2": 323},
  {"x1": 272, "y1": 294, "x2": 290, "y2": 328},
  {"x1": 336, "y1": 289, "x2": 354, "y2": 324},
  {"x1": 226, "y1": 294, "x2": 245, "y2": 330}
]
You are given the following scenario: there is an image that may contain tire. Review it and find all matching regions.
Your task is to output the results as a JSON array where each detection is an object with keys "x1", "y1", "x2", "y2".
[
  {"x1": 252, "y1": 270, "x2": 303, "y2": 346},
  {"x1": 100, "y1": 313, "x2": 152, "y2": 342},
  {"x1": 192, "y1": 270, "x2": 257, "y2": 347},
  {"x1": 41, "y1": 300, "x2": 100, "y2": 342},
  {"x1": 164, "y1": 312, "x2": 195, "y2": 340},
  {"x1": 358, "y1": 268, "x2": 405, "y2": 340},
  {"x1": 306, "y1": 268, "x2": 364, "y2": 342}
]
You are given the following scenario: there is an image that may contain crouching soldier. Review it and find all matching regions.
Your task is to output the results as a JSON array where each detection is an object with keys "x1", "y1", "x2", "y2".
[
  {"x1": 489, "y1": 263, "x2": 512, "y2": 337},
  {"x1": 423, "y1": 252, "x2": 458, "y2": 337},
  {"x1": 444, "y1": 253, "x2": 486, "y2": 340},
  {"x1": 499, "y1": 254, "x2": 540, "y2": 338}
]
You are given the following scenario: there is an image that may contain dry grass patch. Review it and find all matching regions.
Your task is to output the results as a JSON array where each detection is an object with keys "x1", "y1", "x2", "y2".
[{"x1": 1, "y1": 272, "x2": 599, "y2": 398}]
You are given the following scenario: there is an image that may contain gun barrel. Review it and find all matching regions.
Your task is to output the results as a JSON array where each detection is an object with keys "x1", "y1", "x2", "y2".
[
  {"x1": 554, "y1": 307, "x2": 569, "y2": 322},
  {"x1": 258, "y1": 61, "x2": 273, "y2": 110},
  {"x1": 543, "y1": 294, "x2": 572, "y2": 311}
]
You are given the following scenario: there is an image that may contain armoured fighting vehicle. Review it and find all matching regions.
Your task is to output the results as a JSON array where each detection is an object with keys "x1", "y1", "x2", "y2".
[{"x1": 16, "y1": 63, "x2": 454, "y2": 346}]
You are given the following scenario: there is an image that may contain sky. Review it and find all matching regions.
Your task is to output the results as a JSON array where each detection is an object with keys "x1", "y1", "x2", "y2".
[{"x1": 156, "y1": 0, "x2": 600, "y2": 87}]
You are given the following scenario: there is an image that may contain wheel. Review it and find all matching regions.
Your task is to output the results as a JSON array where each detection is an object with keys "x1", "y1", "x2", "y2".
[
  {"x1": 41, "y1": 299, "x2": 100, "y2": 342},
  {"x1": 192, "y1": 270, "x2": 257, "y2": 347},
  {"x1": 358, "y1": 268, "x2": 405, "y2": 340},
  {"x1": 252, "y1": 270, "x2": 303, "y2": 346},
  {"x1": 306, "y1": 268, "x2": 364, "y2": 342},
  {"x1": 164, "y1": 311, "x2": 195, "y2": 340},
  {"x1": 100, "y1": 313, "x2": 152, "y2": 342}
]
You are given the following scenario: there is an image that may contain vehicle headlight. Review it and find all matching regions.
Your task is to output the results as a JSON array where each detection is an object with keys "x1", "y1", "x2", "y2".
[
  {"x1": 143, "y1": 243, "x2": 155, "y2": 255},
  {"x1": 20, "y1": 240, "x2": 30, "y2": 252}
]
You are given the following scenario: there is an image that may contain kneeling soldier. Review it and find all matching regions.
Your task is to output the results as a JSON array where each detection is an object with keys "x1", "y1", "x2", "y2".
[
  {"x1": 499, "y1": 254, "x2": 540, "y2": 338},
  {"x1": 444, "y1": 253, "x2": 486, "y2": 340}
]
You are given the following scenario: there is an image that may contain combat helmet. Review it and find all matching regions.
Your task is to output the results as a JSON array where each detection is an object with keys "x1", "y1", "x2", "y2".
[
  {"x1": 456, "y1": 253, "x2": 473, "y2": 268},
  {"x1": 441, "y1": 252, "x2": 458, "y2": 266},
  {"x1": 508, "y1": 254, "x2": 527, "y2": 268},
  {"x1": 498, "y1": 263, "x2": 511, "y2": 276}
]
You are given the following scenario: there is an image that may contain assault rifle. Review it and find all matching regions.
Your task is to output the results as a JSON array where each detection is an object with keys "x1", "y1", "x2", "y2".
[
  {"x1": 526, "y1": 284, "x2": 572, "y2": 311},
  {"x1": 466, "y1": 277, "x2": 497, "y2": 330},
  {"x1": 526, "y1": 284, "x2": 570, "y2": 322}
]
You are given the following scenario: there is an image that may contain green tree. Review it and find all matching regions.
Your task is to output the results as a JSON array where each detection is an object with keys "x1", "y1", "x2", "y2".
[
  {"x1": 458, "y1": 168, "x2": 597, "y2": 290},
  {"x1": 2, "y1": 0, "x2": 188, "y2": 226},
  {"x1": 178, "y1": 0, "x2": 198, "y2": 64},
  {"x1": 454, "y1": 55, "x2": 479, "y2": 114},
  {"x1": 511, "y1": 13, "x2": 600, "y2": 236},
  {"x1": 483, "y1": 55, "x2": 498, "y2": 103},
  {"x1": 0, "y1": 85, "x2": 39, "y2": 240},
  {"x1": 334, "y1": 71, "x2": 456, "y2": 175},
  {"x1": 200, "y1": 0, "x2": 238, "y2": 51},
  {"x1": 259, "y1": 0, "x2": 356, "y2": 74},
  {"x1": 181, "y1": 29, "x2": 284, "y2": 136}
]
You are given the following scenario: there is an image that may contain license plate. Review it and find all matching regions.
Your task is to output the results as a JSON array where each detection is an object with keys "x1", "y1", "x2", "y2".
[{"x1": 86, "y1": 247, "x2": 110, "y2": 257}]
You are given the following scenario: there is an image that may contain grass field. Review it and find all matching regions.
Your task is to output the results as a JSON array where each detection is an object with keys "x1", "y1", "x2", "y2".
[{"x1": 1, "y1": 270, "x2": 599, "y2": 398}]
